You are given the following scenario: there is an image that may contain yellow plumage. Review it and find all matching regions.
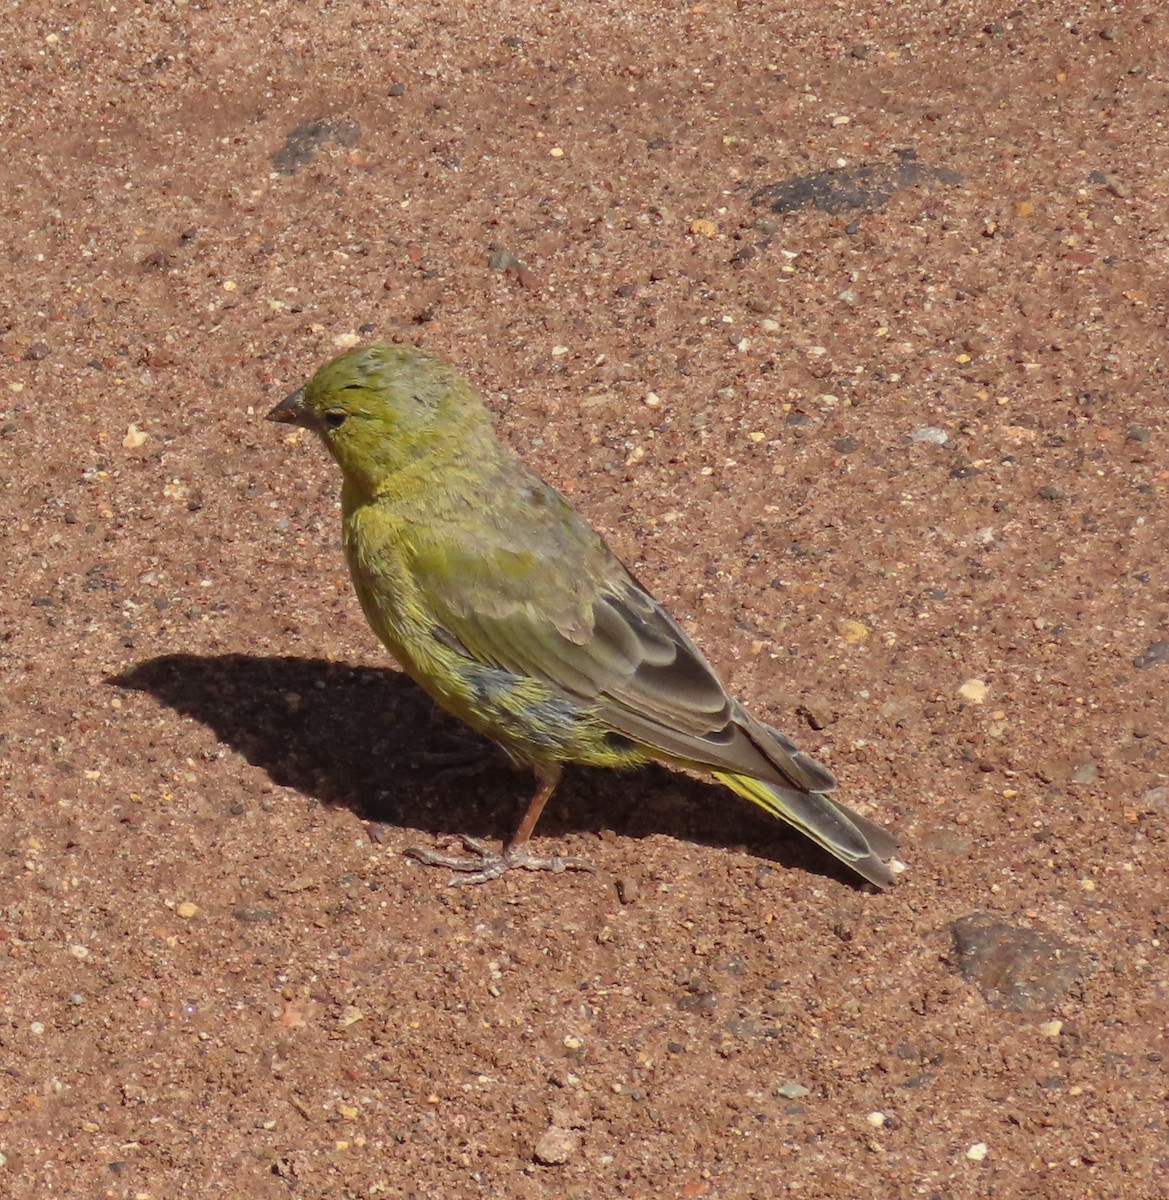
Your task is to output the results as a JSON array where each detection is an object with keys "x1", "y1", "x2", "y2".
[{"x1": 268, "y1": 343, "x2": 896, "y2": 887}]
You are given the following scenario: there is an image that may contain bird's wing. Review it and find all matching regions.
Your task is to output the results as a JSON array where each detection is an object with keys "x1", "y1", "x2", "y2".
[{"x1": 405, "y1": 473, "x2": 833, "y2": 796}]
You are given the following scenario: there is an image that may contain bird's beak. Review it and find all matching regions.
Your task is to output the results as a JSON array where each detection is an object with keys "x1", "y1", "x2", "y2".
[{"x1": 266, "y1": 387, "x2": 313, "y2": 428}]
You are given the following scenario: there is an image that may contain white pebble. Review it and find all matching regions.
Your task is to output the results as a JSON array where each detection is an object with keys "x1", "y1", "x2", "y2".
[{"x1": 534, "y1": 1127, "x2": 579, "y2": 1165}]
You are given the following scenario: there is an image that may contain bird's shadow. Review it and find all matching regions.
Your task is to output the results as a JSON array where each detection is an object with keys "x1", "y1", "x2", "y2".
[{"x1": 112, "y1": 653, "x2": 862, "y2": 885}]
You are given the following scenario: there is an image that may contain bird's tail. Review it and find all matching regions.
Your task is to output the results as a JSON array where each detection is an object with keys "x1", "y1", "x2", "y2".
[{"x1": 713, "y1": 770, "x2": 895, "y2": 888}]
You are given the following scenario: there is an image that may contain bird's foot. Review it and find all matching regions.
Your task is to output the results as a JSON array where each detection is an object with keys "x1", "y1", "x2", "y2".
[{"x1": 404, "y1": 835, "x2": 593, "y2": 886}]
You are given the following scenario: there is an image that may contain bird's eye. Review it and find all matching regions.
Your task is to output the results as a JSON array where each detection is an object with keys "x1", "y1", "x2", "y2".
[{"x1": 324, "y1": 411, "x2": 348, "y2": 429}]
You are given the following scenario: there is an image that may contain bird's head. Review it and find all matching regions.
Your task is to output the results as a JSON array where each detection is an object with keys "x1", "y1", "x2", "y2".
[{"x1": 268, "y1": 342, "x2": 492, "y2": 493}]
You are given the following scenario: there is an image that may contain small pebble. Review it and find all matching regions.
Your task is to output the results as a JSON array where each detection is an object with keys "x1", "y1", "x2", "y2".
[
  {"x1": 798, "y1": 702, "x2": 833, "y2": 731},
  {"x1": 176, "y1": 902, "x2": 199, "y2": 919},
  {"x1": 1133, "y1": 640, "x2": 1169, "y2": 670},
  {"x1": 838, "y1": 618, "x2": 869, "y2": 645},
  {"x1": 966, "y1": 1142, "x2": 989, "y2": 1162},
  {"x1": 534, "y1": 1126, "x2": 579, "y2": 1165},
  {"x1": 232, "y1": 906, "x2": 276, "y2": 923},
  {"x1": 909, "y1": 426, "x2": 948, "y2": 444},
  {"x1": 488, "y1": 248, "x2": 520, "y2": 271},
  {"x1": 776, "y1": 1082, "x2": 810, "y2": 1099},
  {"x1": 1070, "y1": 762, "x2": 1098, "y2": 785},
  {"x1": 1144, "y1": 786, "x2": 1168, "y2": 812},
  {"x1": 951, "y1": 915, "x2": 1086, "y2": 1010},
  {"x1": 958, "y1": 679, "x2": 988, "y2": 704}
]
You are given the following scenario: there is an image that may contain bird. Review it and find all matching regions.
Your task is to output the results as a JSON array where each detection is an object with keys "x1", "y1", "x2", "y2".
[{"x1": 267, "y1": 343, "x2": 897, "y2": 887}]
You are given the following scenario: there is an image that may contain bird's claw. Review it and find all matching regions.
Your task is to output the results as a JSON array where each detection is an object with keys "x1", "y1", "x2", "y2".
[{"x1": 404, "y1": 835, "x2": 594, "y2": 886}]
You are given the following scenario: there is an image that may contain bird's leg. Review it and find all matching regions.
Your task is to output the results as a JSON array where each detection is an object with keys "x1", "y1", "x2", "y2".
[
  {"x1": 508, "y1": 764, "x2": 560, "y2": 846},
  {"x1": 402, "y1": 733, "x2": 512, "y2": 781},
  {"x1": 404, "y1": 765, "x2": 594, "y2": 886}
]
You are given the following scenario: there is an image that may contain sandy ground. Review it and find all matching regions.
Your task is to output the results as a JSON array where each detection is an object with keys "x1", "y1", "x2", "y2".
[{"x1": 2, "y1": 1, "x2": 1167, "y2": 1196}]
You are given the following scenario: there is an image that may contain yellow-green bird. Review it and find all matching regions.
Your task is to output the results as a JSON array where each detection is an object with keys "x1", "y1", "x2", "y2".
[{"x1": 268, "y1": 343, "x2": 896, "y2": 887}]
